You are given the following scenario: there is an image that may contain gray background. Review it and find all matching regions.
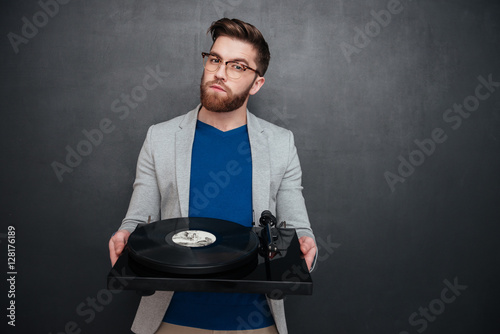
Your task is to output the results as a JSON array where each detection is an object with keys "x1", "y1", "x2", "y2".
[{"x1": 1, "y1": 0, "x2": 499, "y2": 333}]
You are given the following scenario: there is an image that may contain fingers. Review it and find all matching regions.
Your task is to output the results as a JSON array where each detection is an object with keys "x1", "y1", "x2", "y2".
[
  {"x1": 114, "y1": 237, "x2": 126, "y2": 255},
  {"x1": 304, "y1": 250, "x2": 315, "y2": 271},
  {"x1": 109, "y1": 230, "x2": 131, "y2": 266},
  {"x1": 109, "y1": 238, "x2": 118, "y2": 266},
  {"x1": 299, "y1": 236, "x2": 317, "y2": 271}
]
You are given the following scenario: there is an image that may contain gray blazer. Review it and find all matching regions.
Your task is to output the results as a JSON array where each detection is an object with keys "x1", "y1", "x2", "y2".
[{"x1": 119, "y1": 105, "x2": 316, "y2": 334}]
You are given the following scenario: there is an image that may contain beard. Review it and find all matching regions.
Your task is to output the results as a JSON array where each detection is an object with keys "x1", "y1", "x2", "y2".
[{"x1": 200, "y1": 73, "x2": 253, "y2": 113}]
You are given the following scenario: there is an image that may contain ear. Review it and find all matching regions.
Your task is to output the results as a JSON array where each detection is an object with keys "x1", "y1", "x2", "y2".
[{"x1": 249, "y1": 76, "x2": 265, "y2": 96}]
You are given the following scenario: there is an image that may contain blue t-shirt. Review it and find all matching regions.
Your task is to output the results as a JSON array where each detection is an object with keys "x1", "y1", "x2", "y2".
[{"x1": 162, "y1": 120, "x2": 274, "y2": 330}]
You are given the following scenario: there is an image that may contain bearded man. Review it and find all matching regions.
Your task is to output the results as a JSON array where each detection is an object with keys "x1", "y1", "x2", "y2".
[{"x1": 108, "y1": 18, "x2": 317, "y2": 334}]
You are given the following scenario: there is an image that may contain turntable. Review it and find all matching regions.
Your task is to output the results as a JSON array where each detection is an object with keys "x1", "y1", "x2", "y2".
[{"x1": 107, "y1": 213, "x2": 313, "y2": 299}]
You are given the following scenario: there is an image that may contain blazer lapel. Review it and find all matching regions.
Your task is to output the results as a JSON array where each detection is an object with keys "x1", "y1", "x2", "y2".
[
  {"x1": 175, "y1": 106, "x2": 199, "y2": 217},
  {"x1": 247, "y1": 111, "x2": 271, "y2": 223}
]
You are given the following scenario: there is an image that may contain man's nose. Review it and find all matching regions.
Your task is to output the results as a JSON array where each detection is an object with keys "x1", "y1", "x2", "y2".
[{"x1": 214, "y1": 63, "x2": 227, "y2": 81}]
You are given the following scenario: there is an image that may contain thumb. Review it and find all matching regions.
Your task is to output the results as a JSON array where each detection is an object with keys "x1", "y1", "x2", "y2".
[{"x1": 114, "y1": 234, "x2": 128, "y2": 254}]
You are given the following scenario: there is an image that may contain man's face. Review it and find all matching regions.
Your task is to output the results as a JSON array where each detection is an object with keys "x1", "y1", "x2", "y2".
[{"x1": 200, "y1": 36, "x2": 262, "y2": 113}]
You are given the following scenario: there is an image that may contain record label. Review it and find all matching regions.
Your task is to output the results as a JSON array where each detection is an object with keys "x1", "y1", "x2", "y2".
[{"x1": 171, "y1": 230, "x2": 216, "y2": 247}]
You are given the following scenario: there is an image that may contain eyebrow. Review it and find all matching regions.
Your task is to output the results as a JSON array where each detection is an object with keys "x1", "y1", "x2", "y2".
[{"x1": 210, "y1": 51, "x2": 250, "y2": 66}]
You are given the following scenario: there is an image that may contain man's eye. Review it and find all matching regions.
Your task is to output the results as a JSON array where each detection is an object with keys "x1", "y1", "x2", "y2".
[
  {"x1": 210, "y1": 57, "x2": 221, "y2": 64},
  {"x1": 230, "y1": 63, "x2": 244, "y2": 71}
]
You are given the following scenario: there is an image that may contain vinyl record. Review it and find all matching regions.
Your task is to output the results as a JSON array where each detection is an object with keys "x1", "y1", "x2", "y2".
[{"x1": 128, "y1": 217, "x2": 259, "y2": 275}]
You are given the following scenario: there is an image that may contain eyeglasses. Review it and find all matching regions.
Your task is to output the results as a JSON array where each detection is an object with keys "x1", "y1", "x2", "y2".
[{"x1": 202, "y1": 52, "x2": 261, "y2": 79}]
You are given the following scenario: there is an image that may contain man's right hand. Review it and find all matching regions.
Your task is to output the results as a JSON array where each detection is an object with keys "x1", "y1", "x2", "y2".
[{"x1": 109, "y1": 229, "x2": 131, "y2": 266}]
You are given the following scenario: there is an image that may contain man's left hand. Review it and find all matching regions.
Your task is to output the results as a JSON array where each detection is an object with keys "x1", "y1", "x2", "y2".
[{"x1": 298, "y1": 236, "x2": 317, "y2": 271}]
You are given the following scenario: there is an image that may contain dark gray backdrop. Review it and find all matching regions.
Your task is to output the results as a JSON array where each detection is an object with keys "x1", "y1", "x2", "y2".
[{"x1": 1, "y1": 0, "x2": 499, "y2": 333}]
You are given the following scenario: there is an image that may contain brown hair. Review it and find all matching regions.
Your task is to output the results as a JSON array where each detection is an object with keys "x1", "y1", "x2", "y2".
[{"x1": 207, "y1": 18, "x2": 271, "y2": 76}]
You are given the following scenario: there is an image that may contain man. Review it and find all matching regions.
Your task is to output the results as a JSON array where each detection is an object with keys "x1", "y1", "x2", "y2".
[{"x1": 109, "y1": 18, "x2": 317, "y2": 334}]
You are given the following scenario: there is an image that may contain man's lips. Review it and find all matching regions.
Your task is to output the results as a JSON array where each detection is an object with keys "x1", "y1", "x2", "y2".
[{"x1": 209, "y1": 84, "x2": 226, "y2": 92}]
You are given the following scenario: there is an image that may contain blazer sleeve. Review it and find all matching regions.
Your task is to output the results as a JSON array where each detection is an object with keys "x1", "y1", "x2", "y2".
[
  {"x1": 118, "y1": 125, "x2": 161, "y2": 233},
  {"x1": 275, "y1": 131, "x2": 318, "y2": 270}
]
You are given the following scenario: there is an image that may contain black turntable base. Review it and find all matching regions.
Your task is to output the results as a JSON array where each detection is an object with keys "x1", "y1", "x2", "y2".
[{"x1": 107, "y1": 217, "x2": 313, "y2": 299}]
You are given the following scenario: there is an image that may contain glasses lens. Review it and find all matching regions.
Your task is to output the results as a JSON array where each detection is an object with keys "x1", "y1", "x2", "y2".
[
  {"x1": 226, "y1": 62, "x2": 243, "y2": 79},
  {"x1": 203, "y1": 54, "x2": 219, "y2": 72}
]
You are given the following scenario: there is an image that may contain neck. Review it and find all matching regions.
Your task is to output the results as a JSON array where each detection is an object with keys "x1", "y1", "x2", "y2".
[{"x1": 198, "y1": 105, "x2": 247, "y2": 132}]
